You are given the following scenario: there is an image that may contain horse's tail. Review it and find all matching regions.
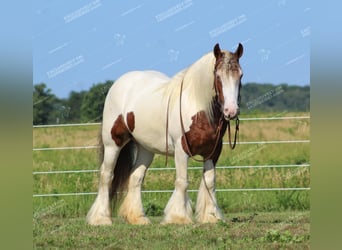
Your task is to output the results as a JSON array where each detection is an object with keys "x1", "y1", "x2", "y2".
[{"x1": 109, "y1": 140, "x2": 136, "y2": 206}]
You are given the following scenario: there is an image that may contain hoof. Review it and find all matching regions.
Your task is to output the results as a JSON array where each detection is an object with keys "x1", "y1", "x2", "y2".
[
  {"x1": 197, "y1": 212, "x2": 225, "y2": 224},
  {"x1": 87, "y1": 216, "x2": 112, "y2": 226},
  {"x1": 198, "y1": 216, "x2": 222, "y2": 224},
  {"x1": 125, "y1": 216, "x2": 151, "y2": 225},
  {"x1": 161, "y1": 215, "x2": 193, "y2": 225}
]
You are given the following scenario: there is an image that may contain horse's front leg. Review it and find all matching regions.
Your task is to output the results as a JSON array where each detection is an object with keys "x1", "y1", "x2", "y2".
[
  {"x1": 162, "y1": 139, "x2": 193, "y2": 224},
  {"x1": 196, "y1": 159, "x2": 224, "y2": 223}
]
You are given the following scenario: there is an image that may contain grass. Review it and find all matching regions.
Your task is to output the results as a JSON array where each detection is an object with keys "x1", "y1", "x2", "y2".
[
  {"x1": 33, "y1": 211, "x2": 310, "y2": 249},
  {"x1": 33, "y1": 112, "x2": 310, "y2": 248}
]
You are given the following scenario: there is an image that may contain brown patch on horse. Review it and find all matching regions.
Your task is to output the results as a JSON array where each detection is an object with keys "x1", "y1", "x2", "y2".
[
  {"x1": 214, "y1": 72, "x2": 224, "y2": 105},
  {"x1": 126, "y1": 112, "x2": 135, "y2": 132},
  {"x1": 214, "y1": 42, "x2": 243, "y2": 77},
  {"x1": 213, "y1": 44, "x2": 225, "y2": 106},
  {"x1": 226, "y1": 55, "x2": 242, "y2": 79},
  {"x1": 181, "y1": 99, "x2": 227, "y2": 164},
  {"x1": 111, "y1": 113, "x2": 134, "y2": 147}
]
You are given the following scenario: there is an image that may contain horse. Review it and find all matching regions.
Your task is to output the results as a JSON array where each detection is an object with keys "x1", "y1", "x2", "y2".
[{"x1": 87, "y1": 43, "x2": 244, "y2": 225}]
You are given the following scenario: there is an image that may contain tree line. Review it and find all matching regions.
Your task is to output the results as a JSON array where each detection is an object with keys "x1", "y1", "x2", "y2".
[{"x1": 33, "y1": 81, "x2": 310, "y2": 125}]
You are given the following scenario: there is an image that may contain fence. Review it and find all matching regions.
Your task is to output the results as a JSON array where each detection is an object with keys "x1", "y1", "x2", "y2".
[{"x1": 33, "y1": 116, "x2": 310, "y2": 197}]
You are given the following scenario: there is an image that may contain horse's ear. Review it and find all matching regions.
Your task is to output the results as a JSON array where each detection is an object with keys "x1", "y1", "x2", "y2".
[
  {"x1": 213, "y1": 43, "x2": 222, "y2": 59},
  {"x1": 235, "y1": 43, "x2": 243, "y2": 58}
]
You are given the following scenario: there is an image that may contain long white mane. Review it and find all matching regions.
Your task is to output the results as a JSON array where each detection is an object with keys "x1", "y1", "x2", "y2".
[{"x1": 163, "y1": 52, "x2": 217, "y2": 120}]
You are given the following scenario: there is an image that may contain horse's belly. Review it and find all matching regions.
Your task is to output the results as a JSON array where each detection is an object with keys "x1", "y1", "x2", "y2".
[{"x1": 131, "y1": 111, "x2": 175, "y2": 155}]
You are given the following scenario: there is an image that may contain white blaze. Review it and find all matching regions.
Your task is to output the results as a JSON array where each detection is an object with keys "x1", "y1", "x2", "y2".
[{"x1": 221, "y1": 75, "x2": 240, "y2": 119}]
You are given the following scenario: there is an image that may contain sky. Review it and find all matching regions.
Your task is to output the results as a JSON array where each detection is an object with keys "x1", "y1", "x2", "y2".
[{"x1": 33, "y1": 0, "x2": 310, "y2": 98}]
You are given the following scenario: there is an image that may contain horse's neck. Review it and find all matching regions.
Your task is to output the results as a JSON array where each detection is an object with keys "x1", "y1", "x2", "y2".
[
  {"x1": 185, "y1": 52, "x2": 216, "y2": 86},
  {"x1": 182, "y1": 53, "x2": 216, "y2": 116},
  {"x1": 163, "y1": 52, "x2": 216, "y2": 120}
]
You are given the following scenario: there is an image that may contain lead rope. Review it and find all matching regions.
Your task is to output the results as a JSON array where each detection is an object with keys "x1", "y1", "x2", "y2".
[
  {"x1": 200, "y1": 116, "x2": 239, "y2": 221},
  {"x1": 178, "y1": 74, "x2": 240, "y2": 220},
  {"x1": 227, "y1": 117, "x2": 239, "y2": 149},
  {"x1": 179, "y1": 79, "x2": 240, "y2": 161},
  {"x1": 178, "y1": 59, "x2": 240, "y2": 219},
  {"x1": 179, "y1": 78, "x2": 225, "y2": 163},
  {"x1": 178, "y1": 77, "x2": 221, "y2": 214}
]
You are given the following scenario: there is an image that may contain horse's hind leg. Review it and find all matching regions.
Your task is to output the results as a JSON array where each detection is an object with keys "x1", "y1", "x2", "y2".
[
  {"x1": 118, "y1": 144, "x2": 154, "y2": 225},
  {"x1": 87, "y1": 143, "x2": 120, "y2": 225}
]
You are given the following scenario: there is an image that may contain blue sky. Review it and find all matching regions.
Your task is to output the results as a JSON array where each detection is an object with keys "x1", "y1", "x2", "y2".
[{"x1": 33, "y1": 0, "x2": 310, "y2": 98}]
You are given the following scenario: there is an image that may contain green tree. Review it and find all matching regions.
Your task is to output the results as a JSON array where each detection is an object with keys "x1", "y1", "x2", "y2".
[
  {"x1": 33, "y1": 83, "x2": 57, "y2": 125},
  {"x1": 240, "y1": 83, "x2": 310, "y2": 113},
  {"x1": 49, "y1": 99, "x2": 71, "y2": 124},
  {"x1": 65, "y1": 90, "x2": 87, "y2": 123},
  {"x1": 80, "y1": 81, "x2": 113, "y2": 122}
]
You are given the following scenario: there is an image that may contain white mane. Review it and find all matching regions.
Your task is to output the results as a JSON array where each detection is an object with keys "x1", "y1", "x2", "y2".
[{"x1": 163, "y1": 52, "x2": 217, "y2": 121}]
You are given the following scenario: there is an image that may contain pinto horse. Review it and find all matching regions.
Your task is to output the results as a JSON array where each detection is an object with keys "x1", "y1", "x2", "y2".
[{"x1": 87, "y1": 43, "x2": 243, "y2": 225}]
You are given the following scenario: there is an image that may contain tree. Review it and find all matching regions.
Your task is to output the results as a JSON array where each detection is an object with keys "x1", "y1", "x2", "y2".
[
  {"x1": 240, "y1": 83, "x2": 310, "y2": 113},
  {"x1": 65, "y1": 90, "x2": 87, "y2": 123},
  {"x1": 80, "y1": 81, "x2": 113, "y2": 122},
  {"x1": 33, "y1": 81, "x2": 309, "y2": 124},
  {"x1": 33, "y1": 83, "x2": 57, "y2": 125},
  {"x1": 49, "y1": 99, "x2": 71, "y2": 124}
]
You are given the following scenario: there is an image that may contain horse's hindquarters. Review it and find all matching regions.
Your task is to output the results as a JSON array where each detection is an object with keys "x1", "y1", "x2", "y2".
[{"x1": 103, "y1": 70, "x2": 172, "y2": 155}]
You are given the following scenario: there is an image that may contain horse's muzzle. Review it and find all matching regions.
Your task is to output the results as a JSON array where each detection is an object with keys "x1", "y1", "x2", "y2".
[{"x1": 223, "y1": 108, "x2": 240, "y2": 121}]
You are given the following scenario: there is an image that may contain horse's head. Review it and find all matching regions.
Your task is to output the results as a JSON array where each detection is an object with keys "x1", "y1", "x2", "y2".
[{"x1": 213, "y1": 43, "x2": 243, "y2": 120}]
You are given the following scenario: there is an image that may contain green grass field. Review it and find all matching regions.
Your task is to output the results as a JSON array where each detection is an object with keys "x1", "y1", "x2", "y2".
[
  {"x1": 33, "y1": 211, "x2": 310, "y2": 249},
  {"x1": 33, "y1": 112, "x2": 310, "y2": 248}
]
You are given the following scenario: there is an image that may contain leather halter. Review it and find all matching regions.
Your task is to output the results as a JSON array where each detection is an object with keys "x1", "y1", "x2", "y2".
[
  {"x1": 179, "y1": 77, "x2": 225, "y2": 162},
  {"x1": 164, "y1": 57, "x2": 241, "y2": 165},
  {"x1": 179, "y1": 59, "x2": 240, "y2": 162},
  {"x1": 213, "y1": 57, "x2": 241, "y2": 150}
]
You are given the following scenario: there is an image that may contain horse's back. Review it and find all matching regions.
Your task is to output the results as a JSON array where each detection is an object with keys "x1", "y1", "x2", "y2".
[
  {"x1": 112, "y1": 70, "x2": 169, "y2": 92},
  {"x1": 102, "y1": 70, "x2": 171, "y2": 152},
  {"x1": 104, "y1": 70, "x2": 167, "y2": 108}
]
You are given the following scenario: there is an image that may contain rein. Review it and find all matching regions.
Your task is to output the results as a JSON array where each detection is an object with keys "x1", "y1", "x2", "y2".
[
  {"x1": 178, "y1": 77, "x2": 239, "y2": 163},
  {"x1": 179, "y1": 78, "x2": 225, "y2": 162},
  {"x1": 227, "y1": 117, "x2": 239, "y2": 150},
  {"x1": 164, "y1": 60, "x2": 240, "y2": 165}
]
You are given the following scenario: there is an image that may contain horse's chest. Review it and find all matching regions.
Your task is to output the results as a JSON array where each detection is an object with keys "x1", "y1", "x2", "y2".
[{"x1": 182, "y1": 111, "x2": 227, "y2": 159}]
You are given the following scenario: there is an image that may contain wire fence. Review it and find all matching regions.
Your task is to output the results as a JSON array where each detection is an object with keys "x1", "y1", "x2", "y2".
[
  {"x1": 32, "y1": 116, "x2": 310, "y2": 128},
  {"x1": 33, "y1": 116, "x2": 310, "y2": 198},
  {"x1": 32, "y1": 188, "x2": 310, "y2": 198},
  {"x1": 32, "y1": 163, "x2": 310, "y2": 175},
  {"x1": 32, "y1": 140, "x2": 310, "y2": 151}
]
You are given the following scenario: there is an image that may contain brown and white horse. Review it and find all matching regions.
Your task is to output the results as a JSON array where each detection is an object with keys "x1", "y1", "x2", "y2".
[{"x1": 87, "y1": 43, "x2": 243, "y2": 225}]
